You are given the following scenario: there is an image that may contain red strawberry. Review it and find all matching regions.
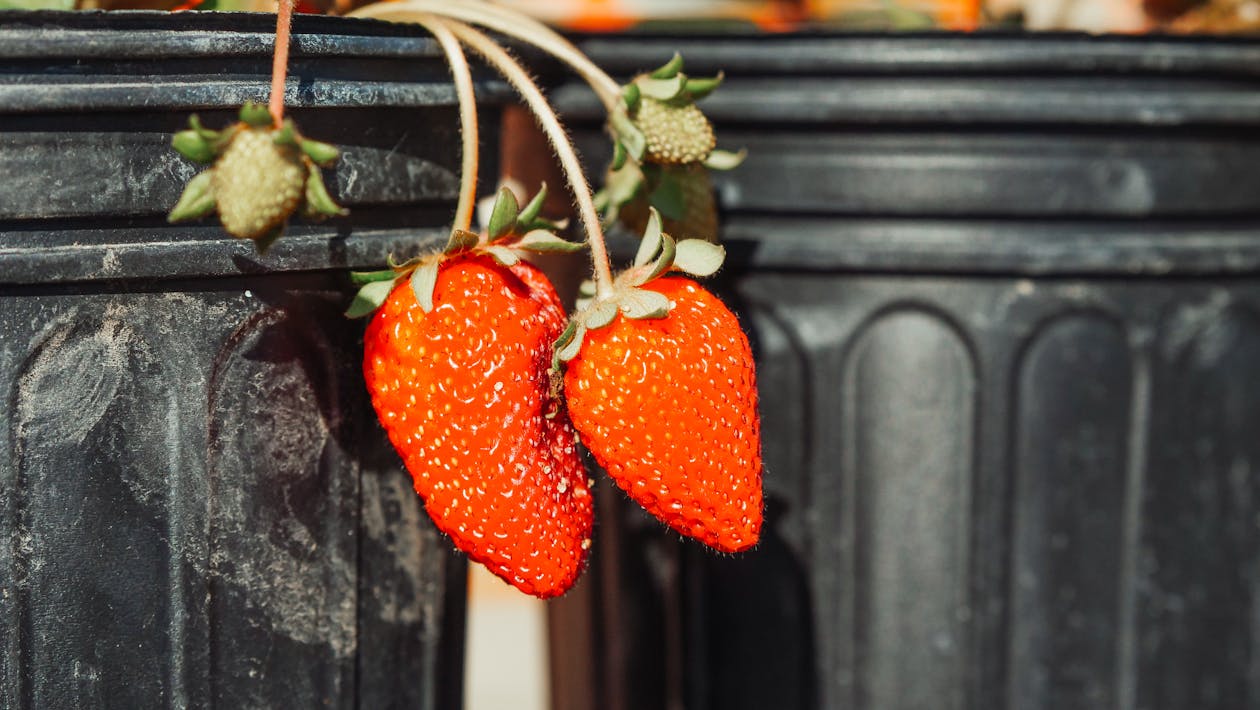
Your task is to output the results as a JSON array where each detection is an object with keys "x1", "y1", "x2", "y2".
[
  {"x1": 560, "y1": 261, "x2": 762, "y2": 551},
  {"x1": 363, "y1": 254, "x2": 593, "y2": 597}
]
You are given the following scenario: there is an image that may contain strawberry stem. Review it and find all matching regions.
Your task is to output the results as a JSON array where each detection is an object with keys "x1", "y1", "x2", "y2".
[
  {"x1": 415, "y1": 14, "x2": 479, "y2": 233},
  {"x1": 268, "y1": 0, "x2": 296, "y2": 126},
  {"x1": 350, "y1": 0, "x2": 622, "y2": 112},
  {"x1": 442, "y1": 21, "x2": 615, "y2": 298}
]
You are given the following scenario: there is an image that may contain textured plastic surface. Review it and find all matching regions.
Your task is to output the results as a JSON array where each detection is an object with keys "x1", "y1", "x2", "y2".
[
  {"x1": 0, "y1": 11, "x2": 501, "y2": 709},
  {"x1": 550, "y1": 33, "x2": 1260, "y2": 710}
]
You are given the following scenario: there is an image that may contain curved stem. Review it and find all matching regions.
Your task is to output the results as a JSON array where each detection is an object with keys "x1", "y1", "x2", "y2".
[
  {"x1": 350, "y1": 0, "x2": 622, "y2": 112},
  {"x1": 268, "y1": 0, "x2": 296, "y2": 125},
  {"x1": 412, "y1": 14, "x2": 479, "y2": 233},
  {"x1": 441, "y1": 20, "x2": 614, "y2": 298}
]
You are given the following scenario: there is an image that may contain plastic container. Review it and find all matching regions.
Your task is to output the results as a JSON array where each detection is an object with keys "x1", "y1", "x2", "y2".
[
  {"x1": 0, "y1": 11, "x2": 502, "y2": 708},
  {"x1": 551, "y1": 32, "x2": 1260, "y2": 710}
]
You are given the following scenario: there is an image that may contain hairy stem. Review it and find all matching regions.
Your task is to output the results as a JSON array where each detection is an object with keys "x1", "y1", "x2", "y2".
[
  {"x1": 442, "y1": 21, "x2": 614, "y2": 297},
  {"x1": 350, "y1": 0, "x2": 622, "y2": 112},
  {"x1": 413, "y1": 14, "x2": 479, "y2": 233},
  {"x1": 268, "y1": 0, "x2": 296, "y2": 125}
]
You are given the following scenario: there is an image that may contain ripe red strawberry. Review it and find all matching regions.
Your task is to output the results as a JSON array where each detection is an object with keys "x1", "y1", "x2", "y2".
[
  {"x1": 562, "y1": 275, "x2": 762, "y2": 552},
  {"x1": 363, "y1": 254, "x2": 593, "y2": 597}
]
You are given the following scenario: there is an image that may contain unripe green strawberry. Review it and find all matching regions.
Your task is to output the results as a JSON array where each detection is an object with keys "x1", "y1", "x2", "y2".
[
  {"x1": 212, "y1": 126, "x2": 306, "y2": 240},
  {"x1": 633, "y1": 96, "x2": 716, "y2": 166}
]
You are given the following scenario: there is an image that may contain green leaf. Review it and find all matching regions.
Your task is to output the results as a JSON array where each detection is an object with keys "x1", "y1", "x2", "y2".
[
  {"x1": 300, "y1": 138, "x2": 340, "y2": 166},
  {"x1": 604, "y1": 161, "x2": 645, "y2": 210},
  {"x1": 485, "y1": 245, "x2": 520, "y2": 267},
  {"x1": 635, "y1": 231, "x2": 676, "y2": 286},
  {"x1": 609, "y1": 110, "x2": 646, "y2": 161},
  {"x1": 188, "y1": 115, "x2": 221, "y2": 143},
  {"x1": 517, "y1": 183, "x2": 548, "y2": 227},
  {"x1": 172, "y1": 130, "x2": 216, "y2": 164},
  {"x1": 619, "y1": 288, "x2": 672, "y2": 320},
  {"x1": 167, "y1": 171, "x2": 216, "y2": 223},
  {"x1": 649, "y1": 169, "x2": 687, "y2": 222},
  {"x1": 685, "y1": 72, "x2": 724, "y2": 100},
  {"x1": 272, "y1": 120, "x2": 298, "y2": 147},
  {"x1": 305, "y1": 169, "x2": 348, "y2": 218},
  {"x1": 636, "y1": 75, "x2": 685, "y2": 102},
  {"x1": 649, "y1": 53, "x2": 684, "y2": 80},
  {"x1": 0, "y1": 0, "x2": 74, "y2": 11},
  {"x1": 445, "y1": 228, "x2": 481, "y2": 254},
  {"x1": 516, "y1": 230, "x2": 585, "y2": 253},
  {"x1": 673, "y1": 239, "x2": 725, "y2": 277},
  {"x1": 350, "y1": 269, "x2": 398, "y2": 286},
  {"x1": 345, "y1": 279, "x2": 395, "y2": 318},
  {"x1": 554, "y1": 322, "x2": 586, "y2": 365},
  {"x1": 610, "y1": 140, "x2": 628, "y2": 172},
  {"x1": 239, "y1": 102, "x2": 273, "y2": 127},
  {"x1": 487, "y1": 187, "x2": 520, "y2": 239},
  {"x1": 704, "y1": 148, "x2": 747, "y2": 171},
  {"x1": 621, "y1": 83, "x2": 641, "y2": 112},
  {"x1": 583, "y1": 301, "x2": 619, "y2": 330},
  {"x1": 410, "y1": 259, "x2": 441, "y2": 313},
  {"x1": 633, "y1": 208, "x2": 663, "y2": 268}
]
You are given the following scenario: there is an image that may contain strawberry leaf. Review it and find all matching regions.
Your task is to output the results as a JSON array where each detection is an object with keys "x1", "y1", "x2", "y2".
[
  {"x1": 485, "y1": 245, "x2": 520, "y2": 267},
  {"x1": 300, "y1": 138, "x2": 340, "y2": 166},
  {"x1": 410, "y1": 259, "x2": 441, "y2": 313},
  {"x1": 517, "y1": 183, "x2": 548, "y2": 227},
  {"x1": 239, "y1": 101, "x2": 273, "y2": 128},
  {"x1": 621, "y1": 83, "x2": 641, "y2": 112},
  {"x1": 633, "y1": 207, "x2": 664, "y2": 268},
  {"x1": 649, "y1": 168, "x2": 687, "y2": 221},
  {"x1": 685, "y1": 72, "x2": 724, "y2": 100},
  {"x1": 554, "y1": 321, "x2": 587, "y2": 364},
  {"x1": 350, "y1": 269, "x2": 398, "y2": 286},
  {"x1": 635, "y1": 230, "x2": 676, "y2": 286},
  {"x1": 517, "y1": 230, "x2": 585, "y2": 253},
  {"x1": 704, "y1": 148, "x2": 747, "y2": 171},
  {"x1": 305, "y1": 168, "x2": 348, "y2": 218},
  {"x1": 487, "y1": 187, "x2": 520, "y2": 239},
  {"x1": 272, "y1": 120, "x2": 299, "y2": 147},
  {"x1": 649, "y1": 53, "x2": 684, "y2": 80},
  {"x1": 188, "y1": 115, "x2": 221, "y2": 143},
  {"x1": 610, "y1": 140, "x2": 628, "y2": 172},
  {"x1": 576, "y1": 279, "x2": 597, "y2": 311},
  {"x1": 673, "y1": 239, "x2": 725, "y2": 277},
  {"x1": 345, "y1": 279, "x2": 395, "y2": 318},
  {"x1": 172, "y1": 130, "x2": 216, "y2": 164},
  {"x1": 445, "y1": 228, "x2": 480, "y2": 254},
  {"x1": 637, "y1": 75, "x2": 685, "y2": 102},
  {"x1": 609, "y1": 111, "x2": 646, "y2": 161},
  {"x1": 167, "y1": 170, "x2": 216, "y2": 223},
  {"x1": 583, "y1": 300, "x2": 619, "y2": 330},
  {"x1": 619, "y1": 288, "x2": 671, "y2": 320}
]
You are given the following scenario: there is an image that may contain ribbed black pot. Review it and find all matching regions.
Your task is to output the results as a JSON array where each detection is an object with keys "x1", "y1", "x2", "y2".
[
  {"x1": 551, "y1": 32, "x2": 1260, "y2": 710},
  {"x1": 0, "y1": 11, "x2": 503, "y2": 709}
]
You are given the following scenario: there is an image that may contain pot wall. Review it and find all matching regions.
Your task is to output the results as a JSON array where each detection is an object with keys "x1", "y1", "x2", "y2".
[
  {"x1": 0, "y1": 12, "x2": 498, "y2": 708},
  {"x1": 551, "y1": 32, "x2": 1260, "y2": 710}
]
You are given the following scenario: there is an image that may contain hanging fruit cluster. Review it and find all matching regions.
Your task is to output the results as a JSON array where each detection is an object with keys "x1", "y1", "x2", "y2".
[{"x1": 165, "y1": 0, "x2": 763, "y2": 598}]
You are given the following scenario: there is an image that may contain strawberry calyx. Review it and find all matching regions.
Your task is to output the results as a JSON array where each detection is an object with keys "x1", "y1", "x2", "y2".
[
  {"x1": 345, "y1": 184, "x2": 585, "y2": 319},
  {"x1": 168, "y1": 101, "x2": 345, "y2": 251},
  {"x1": 553, "y1": 207, "x2": 724, "y2": 367}
]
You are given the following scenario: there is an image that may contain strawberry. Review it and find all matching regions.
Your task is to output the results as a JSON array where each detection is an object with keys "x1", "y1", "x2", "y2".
[
  {"x1": 556, "y1": 210, "x2": 762, "y2": 552},
  {"x1": 168, "y1": 102, "x2": 345, "y2": 251},
  {"x1": 633, "y1": 96, "x2": 716, "y2": 167},
  {"x1": 352, "y1": 187, "x2": 593, "y2": 597},
  {"x1": 619, "y1": 163, "x2": 719, "y2": 243}
]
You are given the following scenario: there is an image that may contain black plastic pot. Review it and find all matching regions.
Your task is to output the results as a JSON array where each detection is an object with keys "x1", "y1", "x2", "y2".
[
  {"x1": 0, "y1": 11, "x2": 503, "y2": 708},
  {"x1": 552, "y1": 32, "x2": 1260, "y2": 710}
]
